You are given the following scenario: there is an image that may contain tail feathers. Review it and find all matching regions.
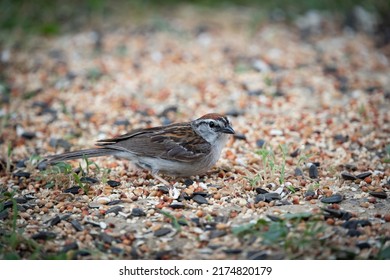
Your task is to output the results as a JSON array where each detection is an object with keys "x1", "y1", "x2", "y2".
[{"x1": 45, "y1": 148, "x2": 116, "y2": 164}]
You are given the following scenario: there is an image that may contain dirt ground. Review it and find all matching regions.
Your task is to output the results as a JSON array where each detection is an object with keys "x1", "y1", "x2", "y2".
[{"x1": 0, "y1": 6, "x2": 389, "y2": 259}]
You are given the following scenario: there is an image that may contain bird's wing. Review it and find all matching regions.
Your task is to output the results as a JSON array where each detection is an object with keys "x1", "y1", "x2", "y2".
[{"x1": 96, "y1": 123, "x2": 211, "y2": 162}]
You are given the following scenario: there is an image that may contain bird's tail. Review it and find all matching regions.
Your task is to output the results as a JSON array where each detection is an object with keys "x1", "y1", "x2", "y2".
[{"x1": 44, "y1": 148, "x2": 117, "y2": 164}]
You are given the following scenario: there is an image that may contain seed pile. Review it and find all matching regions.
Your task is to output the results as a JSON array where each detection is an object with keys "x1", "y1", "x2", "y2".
[{"x1": 0, "y1": 8, "x2": 389, "y2": 259}]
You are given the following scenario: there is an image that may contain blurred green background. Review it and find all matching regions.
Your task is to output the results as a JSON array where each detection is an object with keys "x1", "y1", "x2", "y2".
[{"x1": 1, "y1": 0, "x2": 389, "y2": 37}]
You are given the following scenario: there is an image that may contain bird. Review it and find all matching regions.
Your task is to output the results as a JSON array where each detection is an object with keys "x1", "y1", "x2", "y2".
[{"x1": 45, "y1": 113, "x2": 235, "y2": 186}]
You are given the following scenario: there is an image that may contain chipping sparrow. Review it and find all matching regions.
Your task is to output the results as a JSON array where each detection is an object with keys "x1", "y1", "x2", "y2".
[{"x1": 45, "y1": 113, "x2": 235, "y2": 184}]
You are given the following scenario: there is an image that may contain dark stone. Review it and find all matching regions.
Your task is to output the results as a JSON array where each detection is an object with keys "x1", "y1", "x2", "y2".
[
  {"x1": 0, "y1": 209, "x2": 9, "y2": 220},
  {"x1": 356, "y1": 172, "x2": 372, "y2": 180},
  {"x1": 294, "y1": 167, "x2": 304, "y2": 176},
  {"x1": 267, "y1": 215, "x2": 282, "y2": 222},
  {"x1": 255, "y1": 193, "x2": 281, "y2": 203},
  {"x1": 356, "y1": 241, "x2": 371, "y2": 250},
  {"x1": 155, "y1": 250, "x2": 175, "y2": 260},
  {"x1": 290, "y1": 148, "x2": 300, "y2": 157},
  {"x1": 342, "y1": 220, "x2": 371, "y2": 230},
  {"x1": 21, "y1": 131, "x2": 36, "y2": 140},
  {"x1": 158, "y1": 185, "x2": 169, "y2": 194},
  {"x1": 322, "y1": 208, "x2": 352, "y2": 221},
  {"x1": 333, "y1": 134, "x2": 349, "y2": 144},
  {"x1": 107, "y1": 180, "x2": 121, "y2": 187},
  {"x1": 114, "y1": 119, "x2": 130, "y2": 126},
  {"x1": 15, "y1": 197, "x2": 27, "y2": 204},
  {"x1": 73, "y1": 250, "x2": 91, "y2": 258},
  {"x1": 64, "y1": 186, "x2": 80, "y2": 194},
  {"x1": 369, "y1": 191, "x2": 387, "y2": 199},
  {"x1": 247, "y1": 251, "x2": 268, "y2": 260},
  {"x1": 107, "y1": 200, "x2": 123, "y2": 205},
  {"x1": 16, "y1": 160, "x2": 26, "y2": 168},
  {"x1": 100, "y1": 232, "x2": 115, "y2": 243},
  {"x1": 110, "y1": 246, "x2": 123, "y2": 254},
  {"x1": 49, "y1": 138, "x2": 71, "y2": 150},
  {"x1": 209, "y1": 230, "x2": 227, "y2": 239},
  {"x1": 255, "y1": 188, "x2": 269, "y2": 194},
  {"x1": 106, "y1": 206, "x2": 123, "y2": 215},
  {"x1": 169, "y1": 202, "x2": 185, "y2": 209},
  {"x1": 309, "y1": 164, "x2": 318, "y2": 179},
  {"x1": 233, "y1": 133, "x2": 246, "y2": 140},
  {"x1": 183, "y1": 178, "x2": 194, "y2": 187},
  {"x1": 80, "y1": 177, "x2": 99, "y2": 184},
  {"x1": 70, "y1": 219, "x2": 83, "y2": 231},
  {"x1": 37, "y1": 161, "x2": 48, "y2": 171},
  {"x1": 321, "y1": 194, "x2": 343, "y2": 204},
  {"x1": 178, "y1": 218, "x2": 189, "y2": 226},
  {"x1": 347, "y1": 229, "x2": 362, "y2": 237},
  {"x1": 223, "y1": 248, "x2": 242, "y2": 254},
  {"x1": 305, "y1": 190, "x2": 316, "y2": 198},
  {"x1": 154, "y1": 227, "x2": 172, "y2": 237},
  {"x1": 3, "y1": 200, "x2": 13, "y2": 209},
  {"x1": 13, "y1": 171, "x2": 31, "y2": 178},
  {"x1": 256, "y1": 139, "x2": 266, "y2": 148},
  {"x1": 341, "y1": 172, "x2": 357, "y2": 180},
  {"x1": 131, "y1": 208, "x2": 146, "y2": 217},
  {"x1": 247, "y1": 89, "x2": 263, "y2": 96},
  {"x1": 31, "y1": 231, "x2": 56, "y2": 240},
  {"x1": 192, "y1": 194, "x2": 208, "y2": 204},
  {"x1": 46, "y1": 215, "x2": 61, "y2": 226},
  {"x1": 193, "y1": 191, "x2": 209, "y2": 197},
  {"x1": 62, "y1": 242, "x2": 78, "y2": 253}
]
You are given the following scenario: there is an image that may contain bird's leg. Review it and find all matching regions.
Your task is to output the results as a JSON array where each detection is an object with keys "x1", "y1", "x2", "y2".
[
  {"x1": 152, "y1": 174, "x2": 172, "y2": 187},
  {"x1": 151, "y1": 173, "x2": 180, "y2": 199}
]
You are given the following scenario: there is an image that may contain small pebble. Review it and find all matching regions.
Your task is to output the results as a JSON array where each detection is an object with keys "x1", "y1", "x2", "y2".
[
  {"x1": 256, "y1": 139, "x2": 266, "y2": 148},
  {"x1": 169, "y1": 202, "x2": 185, "y2": 209},
  {"x1": 131, "y1": 208, "x2": 146, "y2": 217},
  {"x1": 158, "y1": 185, "x2": 170, "y2": 194},
  {"x1": 154, "y1": 228, "x2": 172, "y2": 237},
  {"x1": 192, "y1": 195, "x2": 208, "y2": 204},
  {"x1": 369, "y1": 191, "x2": 387, "y2": 199},
  {"x1": 106, "y1": 206, "x2": 123, "y2": 215},
  {"x1": 183, "y1": 178, "x2": 194, "y2": 187},
  {"x1": 31, "y1": 231, "x2": 56, "y2": 240},
  {"x1": 70, "y1": 220, "x2": 83, "y2": 231},
  {"x1": 64, "y1": 186, "x2": 81, "y2": 194},
  {"x1": 356, "y1": 172, "x2": 372, "y2": 180},
  {"x1": 107, "y1": 180, "x2": 121, "y2": 187},
  {"x1": 321, "y1": 194, "x2": 343, "y2": 204},
  {"x1": 309, "y1": 165, "x2": 318, "y2": 179},
  {"x1": 294, "y1": 168, "x2": 304, "y2": 176},
  {"x1": 13, "y1": 171, "x2": 31, "y2": 178},
  {"x1": 341, "y1": 172, "x2": 357, "y2": 180}
]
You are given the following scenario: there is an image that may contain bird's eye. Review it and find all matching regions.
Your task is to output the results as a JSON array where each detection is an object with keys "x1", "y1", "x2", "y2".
[{"x1": 209, "y1": 122, "x2": 215, "y2": 128}]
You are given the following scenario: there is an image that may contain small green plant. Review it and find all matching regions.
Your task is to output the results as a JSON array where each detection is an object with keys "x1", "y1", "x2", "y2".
[
  {"x1": 278, "y1": 144, "x2": 288, "y2": 185},
  {"x1": 6, "y1": 142, "x2": 12, "y2": 173},
  {"x1": 383, "y1": 144, "x2": 390, "y2": 164},
  {"x1": 251, "y1": 144, "x2": 288, "y2": 185},
  {"x1": 100, "y1": 167, "x2": 112, "y2": 185},
  {"x1": 245, "y1": 174, "x2": 262, "y2": 187},
  {"x1": 233, "y1": 212, "x2": 325, "y2": 258},
  {"x1": 159, "y1": 210, "x2": 187, "y2": 232}
]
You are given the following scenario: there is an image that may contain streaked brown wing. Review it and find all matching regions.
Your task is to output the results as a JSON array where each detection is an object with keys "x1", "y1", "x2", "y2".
[{"x1": 96, "y1": 123, "x2": 211, "y2": 162}]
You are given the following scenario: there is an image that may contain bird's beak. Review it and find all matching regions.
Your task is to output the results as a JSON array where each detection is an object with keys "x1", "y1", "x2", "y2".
[{"x1": 220, "y1": 125, "x2": 235, "y2": 134}]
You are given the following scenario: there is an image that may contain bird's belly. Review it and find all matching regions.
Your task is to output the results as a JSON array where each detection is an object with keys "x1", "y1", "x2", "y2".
[{"x1": 140, "y1": 155, "x2": 218, "y2": 177}]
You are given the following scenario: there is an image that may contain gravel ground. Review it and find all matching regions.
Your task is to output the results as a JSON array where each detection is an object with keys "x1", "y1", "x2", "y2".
[{"x1": 1, "y1": 7, "x2": 389, "y2": 259}]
